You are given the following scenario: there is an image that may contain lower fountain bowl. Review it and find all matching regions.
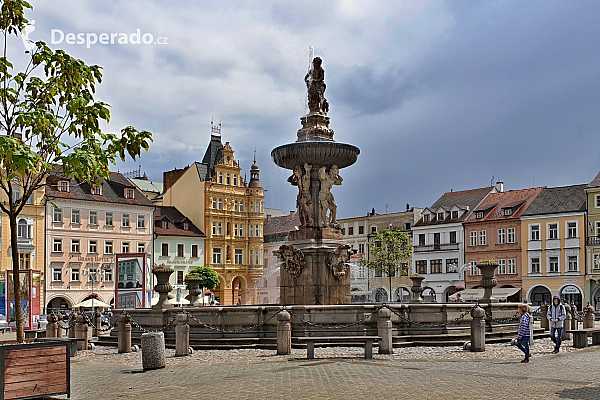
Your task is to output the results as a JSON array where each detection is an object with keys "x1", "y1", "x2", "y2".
[{"x1": 271, "y1": 141, "x2": 360, "y2": 170}]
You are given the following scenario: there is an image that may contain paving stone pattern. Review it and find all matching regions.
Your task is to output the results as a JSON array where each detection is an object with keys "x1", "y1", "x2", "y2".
[{"x1": 43, "y1": 338, "x2": 600, "y2": 400}]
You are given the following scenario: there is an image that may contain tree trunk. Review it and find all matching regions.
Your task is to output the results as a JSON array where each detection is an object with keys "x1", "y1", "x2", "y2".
[
  {"x1": 389, "y1": 273, "x2": 392, "y2": 303},
  {"x1": 9, "y1": 213, "x2": 24, "y2": 343}
]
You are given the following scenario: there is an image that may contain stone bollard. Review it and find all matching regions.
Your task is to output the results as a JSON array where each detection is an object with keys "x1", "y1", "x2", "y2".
[
  {"x1": 68, "y1": 313, "x2": 76, "y2": 338},
  {"x1": 175, "y1": 313, "x2": 190, "y2": 357},
  {"x1": 57, "y1": 313, "x2": 64, "y2": 338},
  {"x1": 377, "y1": 308, "x2": 393, "y2": 354},
  {"x1": 118, "y1": 313, "x2": 132, "y2": 353},
  {"x1": 584, "y1": 304, "x2": 595, "y2": 329},
  {"x1": 540, "y1": 303, "x2": 549, "y2": 331},
  {"x1": 276, "y1": 310, "x2": 292, "y2": 355},
  {"x1": 46, "y1": 314, "x2": 58, "y2": 338},
  {"x1": 470, "y1": 306, "x2": 485, "y2": 352},
  {"x1": 563, "y1": 305, "x2": 572, "y2": 341},
  {"x1": 75, "y1": 314, "x2": 89, "y2": 351},
  {"x1": 141, "y1": 332, "x2": 166, "y2": 370},
  {"x1": 92, "y1": 311, "x2": 102, "y2": 337}
]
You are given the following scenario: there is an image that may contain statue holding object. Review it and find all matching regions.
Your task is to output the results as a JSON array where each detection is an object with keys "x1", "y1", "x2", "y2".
[
  {"x1": 318, "y1": 165, "x2": 342, "y2": 227},
  {"x1": 305, "y1": 57, "x2": 329, "y2": 115},
  {"x1": 288, "y1": 163, "x2": 314, "y2": 227}
]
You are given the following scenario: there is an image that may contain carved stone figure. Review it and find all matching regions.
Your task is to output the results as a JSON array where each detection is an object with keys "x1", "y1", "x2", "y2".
[
  {"x1": 328, "y1": 244, "x2": 351, "y2": 280},
  {"x1": 305, "y1": 57, "x2": 328, "y2": 114},
  {"x1": 276, "y1": 244, "x2": 306, "y2": 280},
  {"x1": 318, "y1": 165, "x2": 342, "y2": 227},
  {"x1": 287, "y1": 163, "x2": 313, "y2": 227}
]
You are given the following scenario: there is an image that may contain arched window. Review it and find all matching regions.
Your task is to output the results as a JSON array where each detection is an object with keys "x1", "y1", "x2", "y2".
[
  {"x1": 218, "y1": 198, "x2": 223, "y2": 210},
  {"x1": 219, "y1": 172, "x2": 223, "y2": 184},
  {"x1": 226, "y1": 173, "x2": 231, "y2": 185},
  {"x1": 233, "y1": 175, "x2": 238, "y2": 186},
  {"x1": 17, "y1": 219, "x2": 28, "y2": 238}
]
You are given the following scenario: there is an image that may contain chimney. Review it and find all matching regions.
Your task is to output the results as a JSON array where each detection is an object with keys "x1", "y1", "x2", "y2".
[
  {"x1": 495, "y1": 181, "x2": 504, "y2": 193},
  {"x1": 163, "y1": 167, "x2": 188, "y2": 193},
  {"x1": 289, "y1": 211, "x2": 296, "y2": 217}
]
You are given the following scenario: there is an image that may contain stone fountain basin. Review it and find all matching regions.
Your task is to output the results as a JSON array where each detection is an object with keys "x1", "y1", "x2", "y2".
[{"x1": 271, "y1": 141, "x2": 360, "y2": 170}]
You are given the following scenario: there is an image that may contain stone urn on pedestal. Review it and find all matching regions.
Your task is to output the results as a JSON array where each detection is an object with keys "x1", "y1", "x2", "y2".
[
  {"x1": 152, "y1": 266, "x2": 174, "y2": 309},
  {"x1": 186, "y1": 277, "x2": 204, "y2": 307},
  {"x1": 477, "y1": 260, "x2": 498, "y2": 303},
  {"x1": 409, "y1": 275, "x2": 425, "y2": 303}
]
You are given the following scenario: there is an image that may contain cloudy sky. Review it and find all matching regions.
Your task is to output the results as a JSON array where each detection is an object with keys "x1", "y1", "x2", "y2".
[{"x1": 14, "y1": 1, "x2": 600, "y2": 218}]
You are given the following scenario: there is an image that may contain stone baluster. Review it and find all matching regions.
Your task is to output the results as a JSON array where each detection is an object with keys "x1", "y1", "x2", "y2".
[
  {"x1": 46, "y1": 314, "x2": 58, "y2": 338},
  {"x1": 377, "y1": 308, "x2": 393, "y2": 354},
  {"x1": 75, "y1": 313, "x2": 89, "y2": 351},
  {"x1": 563, "y1": 304, "x2": 572, "y2": 340},
  {"x1": 584, "y1": 304, "x2": 595, "y2": 329},
  {"x1": 175, "y1": 313, "x2": 190, "y2": 357},
  {"x1": 277, "y1": 310, "x2": 292, "y2": 355},
  {"x1": 470, "y1": 306, "x2": 485, "y2": 352},
  {"x1": 118, "y1": 313, "x2": 132, "y2": 353},
  {"x1": 540, "y1": 303, "x2": 549, "y2": 331}
]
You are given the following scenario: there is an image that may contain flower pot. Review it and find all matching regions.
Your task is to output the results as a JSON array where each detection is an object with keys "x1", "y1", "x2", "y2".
[
  {"x1": 409, "y1": 276, "x2": 425, "y2": 303},
  {"x1": 152, "y1": 267, "x2": 174, "y2": 309},
  {"x1": 186, "y1": 277, "x2": 204, "y2": 307}
]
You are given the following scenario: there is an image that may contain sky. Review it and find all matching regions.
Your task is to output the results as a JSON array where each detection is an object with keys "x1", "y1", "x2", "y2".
[{"x1": 12, "y1": 1, "x2": 600, "y2": 218}]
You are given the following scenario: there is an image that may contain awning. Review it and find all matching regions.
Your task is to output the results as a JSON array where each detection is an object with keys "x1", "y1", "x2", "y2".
[
  {"x1": 450, "y1": 287, "x2": 521, "y2": 300},
  {"x1": 73, "y1": 299, "x2": 111, "y2": 309}
]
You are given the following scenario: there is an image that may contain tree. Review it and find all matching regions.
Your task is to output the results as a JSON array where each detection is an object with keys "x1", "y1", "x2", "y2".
[
  {"x1": 0, "y1": 1, "x2": 152, "y2": 342},
  {"x1": 184, "y1": 266, "x2": 220, "y2": 305},
  {"x1": 360, "y1": 229, "x2": 412, "y2": 302}
]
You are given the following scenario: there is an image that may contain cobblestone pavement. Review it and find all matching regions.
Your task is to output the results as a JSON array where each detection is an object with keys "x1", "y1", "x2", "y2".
[{"x1": 39, "y1": 337, "x2": 600, "y2": 400}]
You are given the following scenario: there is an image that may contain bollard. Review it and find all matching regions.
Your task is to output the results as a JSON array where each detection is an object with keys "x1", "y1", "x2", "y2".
[
  {"x1": 92, "y1": 310, "x2": 102, "y2": 337},
  {"x1": 68, "y1": 313, "x2": 76, "y2": 338},
  {"x1": 470, "y1": 306, "x2": 485, "y2": 352},
  {"x1": 57, "y1": 313, "x2": 64, "y2": 338},
  {"x1": 141, "y1": 332, "x2": 166, "y2": 370},
  {"x1": 46, "y1": 314, "x2": 58, "y2": 338},
  {"x1": 540, "y1": 303, "x2": 549, "y2": 331},
  {"x1": 584, "y1": 304, "x2": 595, "y2": 329},
  {"x1": 377, "y1": 308, "x2": 393, "y2": 354},
  {"x1": 276, "y1": 310, "x2": 292, "y2": 355},
  {"x1": 118, "y1": 313, "x2": 132, "y2": 353},
  {"x1": 175, "y1": 313, "x2": 190, "y2": 357},
  {"x1": 75, "y1": 314, "x2": 89, "y2": 351},
  {"x1": 571, "y1": 304, "x2": 578, "y2": 330},
  {"x1": 563, "y1": 305, "x2": 572, "y2": 341}
]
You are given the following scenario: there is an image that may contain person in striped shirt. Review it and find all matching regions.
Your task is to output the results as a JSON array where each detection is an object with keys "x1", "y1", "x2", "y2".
[{"x1": 516, "y1": 303, "x2": 531, "y2": 363}]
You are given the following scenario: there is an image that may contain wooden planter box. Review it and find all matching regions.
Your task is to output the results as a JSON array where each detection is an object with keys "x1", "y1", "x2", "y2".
[{"x1": 0, "y1": 341, "x2": 70, "y2": 400}]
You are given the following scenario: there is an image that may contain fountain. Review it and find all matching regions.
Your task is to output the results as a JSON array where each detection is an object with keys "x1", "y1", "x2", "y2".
[{"x1": 271, "y1": 52, "x2": 360, "y2": 305}]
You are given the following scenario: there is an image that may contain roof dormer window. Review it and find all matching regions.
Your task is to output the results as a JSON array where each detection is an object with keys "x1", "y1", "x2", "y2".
[
  {"x1": 183, "y1": 222, "x2": 189, "y2": 230},
  {"x1": 451, "y1": 211, "x2": 459, "y2": 219},
  {"x1": 125, "y1": 188, "x2": 134, "y2": 199},
  {"x1": 423, "y1": 214, "x2": 430, "y2": 223},
  {"x1": 92, "y1": 185, "x2": 102, "y2": 195},
  {"x1": 475, "y1": 211, "x2": 484, "y2": 219},
  {"x1": 59, "y1": 181, "x2": 69, "y2": 192},
  {"x1": 437, "y1": 212, "x2": 445, "y2": 221},
  {"x1": 503, "y1": 208, "x2": 513, "y2": 216},
  {"x1": 162, "y1": 220, "x2": 168, "y2": 229}
]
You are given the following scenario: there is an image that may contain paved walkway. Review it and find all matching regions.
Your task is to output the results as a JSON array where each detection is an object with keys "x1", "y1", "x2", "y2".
[{"x1": 41, "y1": 344, "x2": 600, "y2": 400}]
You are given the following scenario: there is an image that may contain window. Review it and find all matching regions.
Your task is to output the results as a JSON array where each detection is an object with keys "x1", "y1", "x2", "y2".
[
  {"x1": 240, "y1": 201, "x2": 244, "y2": 212},
  {"x1": 567, "y1": 256, "x2": 578, "y2": 272},
  {"x1": 137, "y1": 243, "x2": 145, "y2": 253},
  {"x1": 418, "y1": 234, "x2": 425, "y2": 246},
  {"x1": 233, "y1": 175, "x2": 238, "y2": 186},
  {"x1": 405, "y1": 223, "x2": 411, "y2": 231},
  {"x1": 104, "y1": 269, "x2": 112, "y2": 282},
  {"x1": 192, "y1": 244, "x2": 198, "y2": 258},
  {"x1": 11, "y1": 184, "x2": 20, "y2": 202},
  {"x1": 93, "y1": 185, "x2": 101, "y2": 195},
  {"x1": 89, "y1": 240, "x2": 97, "y2": 253},
  {"x1": 549, "y1": 256, "x2": 559, "y2": 273},
  {"x1": 161, "y1": 220, "x2": 168, "y2": 229},
  {"x1": 596, "y1": 194, "x2": 600, "y2": 208},
  {"x1": 255, "y1": 225, "x2": 260, "y2": 237},
  {"x1": 451, "y1": 211, "x2": 459, "y2": 219},
  {"x1": 234, "y1": 224, "x2": 239, "y2": 237},
  {"x1": 19, "y1": 253, "x2": 30, "y2": 269},
  {"x1": 423, "y1": 214, "x2": 430, "y2": 223},
  {"x1": 475, "y1": 211, "x2": 484, "y2": 219},
  {"x1": 530, "y1": 225, "x2": 540, "y2": 241},
  {"x1": 212, "y1": 222, "x2": 217, "y2": 235},
  {"x1": 497, "y1": 229, "x2": 506, "y2": 244},
  {"x1": 508, "y1": 259, "x2": 516, "y2": 274},
  {"x1": 218, "y1": 222, "x2": 222, "y2": 235},
  {"x1": 53, "y1": 238, "x2": 62, "y2": 252},
  {"x1": 125, "y1": 188, "x2": 134, "y2": 199},
  {"x1": 122, "y1": 213, "x2": 130, "y2": 227},
  {"x1": 71, "y1": 268, "x2": 80, "y2": 282},
  {"x1": 226, "y1": 173, "x2": 230, "y2": 185},
  {"x1": 437, "y1": 212, "x2": 444, "y2": 221},
  {"x1": 416, "y1": 260, "x2": 427, "y2": 274},
  {"x1": 348, "y1": 226, "x2": 354, "y2": 235},
  {"x1": 88, "y1": 267, "x2": 97, "y2": 283},
  {"x1": 479, "y1": 230, "x2": 487, "y2": 246},
  {"x1": 59, "y1": 181, "x2": 69, "y2": 192},
  {"x1": 359, "y1": 243, "x2": 365, "y2": 254},
  {"x1": 567, "y1": 222, "x2": 577, "y2": 238},
  {"x1": 255, "y1": 250, "x2": 259, "y2": 265},
  {"x1": 71, "y1": 239, "x2": 80, "y2": 253},
  {"x1": 137, "y1": 215, "x2": 145, "y2": 228},
  {"x1": 161, "y1": 243, "x2": 169, "y2": 256},
  {"x1": 530, "y1": 257, "x2": 541, "y2": 274},
  {"x1": 53, "y1": 268, "x2": 62, "y2": 282},
  {"x1": 53, "y1": 208, "x2": 62, "y2": 222},
  {"x1": 497, "y1": 259, "x2": 506, "y2": 275},
  {"x1": 212, "y1": 198, "x2": 217, "y2": 209},
  {"x1": 371, "y1": 226, "x2": 377, "y2": 233},
  {"x1": 219, "y1": 172, "x2": 223, "y2": 184},
  {"x1": 235, "y1": 249, "x2": 243, "y2": 265},
  {"x1": 218, "y1": 198, "x2": 223, "y2": 210},
  {"x1": 470, "y1": 231, "x2": 477, "y2": 246},
  {"x1": 17, "y1": 220, "x2": 29, "y2": 238},
  {"x1": 105, "y1": 241, "x2": 113, "y2": 254},
  {"x1": 177, "y1": 271, "x2": 184, "y2": 285},
  {"x1": 239, "y1": 224, "x2": 244, "y2": 237},
  {"x1": 359, "y1": 226, "x2": 364, "y2": 235},
  {"x1": 449, "y1": 231, "x2": 457, "y2": 244},
  {"x1": 469, "y1": 261, "x2": 480, "y2": 276},
  {"x1": 503, "y1": 208, "x2": 513, "y2": 216},
  {"x1": 594, "y1": 254, "x2": 600, "y2": 270},
  {"x1": 183, "y1": 222, "x2": 189, "y2": 231},
  {"x1": 446, "y1": 258, "x2": 458, "y2": 273},
  {"x1": 213, "y1": 248, "x2": 222, "y2": 264},
  {"x1": 431, "y1": 259, "x2": 442, "y2": 274},
  {"x1": 548, "y1": 223, "x2": 558, "y2": 240},
  {"x1": 234, "y1": 200, "x2": 239, "y2": 211},
  {"x1": 122, "y1": 242, "x2": 130, "y2": 253},
  {"x1": 249, "y1": 250, "x2": 254, "y2": 265},
  {"x1": 105, "y1": 212, "x2": 113, "y2": 226},
  {"x1": 177, "y1": 244, "x2": 184, "y2": 257},
  {"x1": 71, "y1": 209, "x2": 80, "y2": 224},
  {"x1": 89, "y1": 210, "x2": 98, "y2": 225},
  {"x1": 507, "y1": 228, "x2": 516, "y2": 243}
]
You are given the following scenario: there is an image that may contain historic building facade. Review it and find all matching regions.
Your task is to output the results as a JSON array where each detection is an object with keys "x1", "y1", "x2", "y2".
[
  {"x1": 44, "y1": 171, "x2": 154, "y2": 311},
  {"x1": 161, "y1": 125, "x2": 264, "y2": 305},
  {"x1": 412, "y1": 186, "x2": 497, "y2": 302},
  {"x1": 464, "y1": 187, "x2": 544, "y2": 302},
  {"x1": 585, "y1": 172, "x2": 600, "y2": 309}
]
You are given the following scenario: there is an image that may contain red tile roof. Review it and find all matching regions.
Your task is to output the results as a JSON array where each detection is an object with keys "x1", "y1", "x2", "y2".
[
  {"x1": 466, "y1": 187, "x2": 544, "y2": 222},
  {"x1": 154, "y1": 206, "x2": 205, "y2": 237}
]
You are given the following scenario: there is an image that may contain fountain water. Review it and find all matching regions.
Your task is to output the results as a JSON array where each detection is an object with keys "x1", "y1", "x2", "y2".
[{"x1": 271, "y1": 52, "x2": 360, "y2": 305}]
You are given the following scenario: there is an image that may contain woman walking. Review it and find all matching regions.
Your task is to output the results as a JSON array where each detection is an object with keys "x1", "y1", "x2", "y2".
[{"x1": 516, "y1": 303, "x2": 532, "y2": 363}]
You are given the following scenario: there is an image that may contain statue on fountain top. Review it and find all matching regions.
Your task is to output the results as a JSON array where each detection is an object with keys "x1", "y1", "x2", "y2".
[{"x1": 305, "y1": 57, "x2": 329, "y2": 115}]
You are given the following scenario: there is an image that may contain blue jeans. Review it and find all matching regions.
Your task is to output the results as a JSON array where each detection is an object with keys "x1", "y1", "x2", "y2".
[
  {"x1": 551, "y1": 327, "x2": 563, "y2": 350},
  {"x1": 517, "y1": 337, "x2": 530, "y2": 359}
]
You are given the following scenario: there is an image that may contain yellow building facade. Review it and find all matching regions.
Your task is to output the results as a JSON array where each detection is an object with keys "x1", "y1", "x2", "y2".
[{"x1": 585, "y1": 172, "x2": 600, "y2": 308}]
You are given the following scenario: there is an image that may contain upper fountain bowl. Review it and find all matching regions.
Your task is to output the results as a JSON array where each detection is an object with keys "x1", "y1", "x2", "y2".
[{"x1": 271, "y1": 141, "x2": 360, "y2": 170}]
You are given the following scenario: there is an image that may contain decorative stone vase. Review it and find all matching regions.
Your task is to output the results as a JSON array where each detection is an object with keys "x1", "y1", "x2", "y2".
[
  {"x1": 409, "y1": 275, "x2": 425, "y2": 303},
  {"x1": 153, "y1": 267, "x2": 174, "y2": 309},
  {"x1": 186, "y1": 277, "x2": 203, "y2": 307},
  {"x1": 477, "y1": 261, "x2": 498, "y2": 303}
]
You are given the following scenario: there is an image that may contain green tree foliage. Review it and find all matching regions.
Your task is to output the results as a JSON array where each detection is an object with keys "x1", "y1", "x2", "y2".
[
  {"x1": 0, "y1": 1, "x2": 152, "y2": 342},
  {"x1": 184, "y1": 267, "x2": 220, "y2": 292},
  {"x1": 360, "y1": 229, "x2": 412, "y2": 301}
]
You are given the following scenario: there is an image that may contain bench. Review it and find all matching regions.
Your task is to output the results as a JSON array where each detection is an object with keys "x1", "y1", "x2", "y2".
[
  {"x1": 24, "y1": 328, "x2": 46, "y2": 339},
  {"x1": 564, "y1": 328, "x2": 600, "y2": 348},
  {"x1": 36, "y1": 337, "x2": 86, "y2": 357},
  {"x1": 295, "y1": 336, "x2": 382, "y2": 359}
]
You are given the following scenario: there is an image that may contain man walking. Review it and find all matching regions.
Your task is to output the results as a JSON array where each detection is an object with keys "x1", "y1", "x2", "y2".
[{"x1": 546, "y1": 295, "x2": 567, "y2": 353}]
